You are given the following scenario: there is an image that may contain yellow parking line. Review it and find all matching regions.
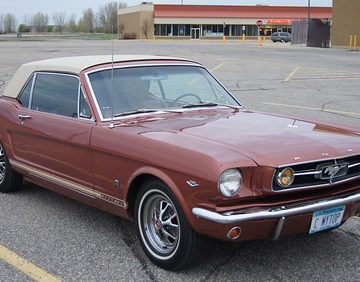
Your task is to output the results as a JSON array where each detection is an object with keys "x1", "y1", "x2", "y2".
[
  {"x1": 211, "y1": 62, "x2": 226, "y2": 72},
  {"x1": 0, "y1": 244, "x2": 61, "y2": 281},
  {"x1": 261, "y1": 102, "x2": 360, "y2": 116},
  {"x1": 298, "y1": 66, "x2": 360, "y2": 75},
  {"x1": 190, "y1": 62, "x2": 226, "y2": 84},
  {"x1": 291, "y1": 77, "x2": 360, "y2": 81},
  {"x1": 284, "y1": 66, "x2": 300, "y2": 82}
]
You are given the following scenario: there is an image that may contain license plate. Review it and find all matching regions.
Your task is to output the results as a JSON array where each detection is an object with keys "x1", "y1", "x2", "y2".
[{"x1": 309, "y1": 205, "x2": 345, "y2": 234}]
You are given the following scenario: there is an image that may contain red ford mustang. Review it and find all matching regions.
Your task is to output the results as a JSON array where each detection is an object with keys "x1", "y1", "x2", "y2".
[{"x1": 0, "y1": 56, "x2": 359, "y2": 270}]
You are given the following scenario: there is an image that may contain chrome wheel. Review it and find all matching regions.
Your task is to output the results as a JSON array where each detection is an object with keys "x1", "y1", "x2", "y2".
[
  {"x1": 135, "y1": 181, "x2": 203, "y2": 270},
  {"x1": 139, "y1": 189, "x2": 180, "y2": 258},
  {"x1": 0, "y1": 142, "x2": 5, "y2": 184}
]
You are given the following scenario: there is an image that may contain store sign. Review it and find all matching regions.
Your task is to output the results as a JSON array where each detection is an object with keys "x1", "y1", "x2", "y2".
[{"x1": 267, "y1": 19, "x2": 293, "y2": 25}]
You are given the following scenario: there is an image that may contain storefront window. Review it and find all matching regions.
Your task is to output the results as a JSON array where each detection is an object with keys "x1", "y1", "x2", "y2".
[
  {"x1": 224, "y1": 25, "x2": 229, "y2": 36},
  {"x1": 154, "y1": 24, "x2": 159, "y2": 36},
  {"x1": 167, "y1": 25, "x2": 172, "y2": 36},
  {"x1": 231, "y1": 25, "x2": 242, "y2": 36},
  {"x1": 162, "y1": 25, "x2": 167, "y2": 36},
  {"x1": 173, "y1": 24, "x2": 179, "y2": 36},
  {"x1": 185, "y1": 25, "x2": 190, "y2": 36},
  {"x1": 154, "y1": 23, "x2": 287, "y2": 37},
  {"x1": 179, "y1": 25, "x2": 185, "y2": 36}
]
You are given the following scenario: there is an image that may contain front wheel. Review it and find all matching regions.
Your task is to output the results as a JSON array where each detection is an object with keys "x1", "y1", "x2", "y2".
[
  {"x1": 135, "y1": 180, "x2": 203, "y2": 270},
  {"x1": 0, "y1": 141, "x2": 22, "y2": 193}
]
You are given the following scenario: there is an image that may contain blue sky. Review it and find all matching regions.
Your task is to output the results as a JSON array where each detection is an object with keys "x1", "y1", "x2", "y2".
[{"x1": 3, "y1": 0, "x2": 332, "y2": 24}]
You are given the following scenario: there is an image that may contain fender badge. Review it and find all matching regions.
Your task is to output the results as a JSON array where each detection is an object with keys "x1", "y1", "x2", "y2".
[
  {"x1": 322, "y1": 153, "x2": 329, "y2": 157},
  {"x1": 186, "y1": 180, "x2": 199, "y2": 187}
]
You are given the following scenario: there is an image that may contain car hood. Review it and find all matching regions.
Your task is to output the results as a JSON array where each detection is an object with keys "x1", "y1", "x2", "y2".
[{"x1": 135, "y1": 108, "x2": 360, "y2": 167}]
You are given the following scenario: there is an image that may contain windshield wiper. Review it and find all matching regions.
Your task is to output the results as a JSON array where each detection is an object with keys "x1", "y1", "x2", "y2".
[
  {"x1": 182, "y1": 102, "x2": 218, "y2": 109},
  {"x1": 114, "y1": 109, "x2": 157, "y2": 117}
]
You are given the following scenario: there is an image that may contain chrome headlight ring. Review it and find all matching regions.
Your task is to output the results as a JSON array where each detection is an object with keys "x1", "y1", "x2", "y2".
[{"x1": 218, "y1": 169, "x2": 243, "y2": 198}]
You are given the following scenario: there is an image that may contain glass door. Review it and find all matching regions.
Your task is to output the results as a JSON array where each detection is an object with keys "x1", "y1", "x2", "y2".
[{"x1": 191, "y1": 28, "x2": 200, "y2": 40}]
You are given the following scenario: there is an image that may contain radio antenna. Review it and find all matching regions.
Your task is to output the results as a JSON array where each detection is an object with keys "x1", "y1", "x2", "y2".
[{"x1": 109, "y1": 39, "x2": 115, "y2": 129}]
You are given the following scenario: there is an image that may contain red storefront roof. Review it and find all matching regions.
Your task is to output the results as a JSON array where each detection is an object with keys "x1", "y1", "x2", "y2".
[{"x1": 154, "y1": 5, "x2": 332, "y2": 19}]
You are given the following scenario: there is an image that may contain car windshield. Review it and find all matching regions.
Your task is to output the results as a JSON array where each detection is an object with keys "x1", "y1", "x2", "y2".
[{"x1": 87, "y1": 65, "x2": 240, "y2": 119}]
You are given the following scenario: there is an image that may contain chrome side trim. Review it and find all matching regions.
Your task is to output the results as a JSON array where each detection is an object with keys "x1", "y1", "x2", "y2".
[
  {"x1": 192, "y1": 192, "x2": 360, "y2": 224},
  {"x1": 10, "y1": 159, "x2": 128, "y2": 209}
]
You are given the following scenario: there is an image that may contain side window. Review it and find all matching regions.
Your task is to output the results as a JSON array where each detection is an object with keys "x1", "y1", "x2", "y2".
[
  {"x1": 31, "y1": 73, "x2": 79, "y2": 118},
  {"x1": 18, "y1": 75, "x2": 34, "y2": 108},
  {"x1": 79, "y1": 88, "x2": 92, "y2": 119}
]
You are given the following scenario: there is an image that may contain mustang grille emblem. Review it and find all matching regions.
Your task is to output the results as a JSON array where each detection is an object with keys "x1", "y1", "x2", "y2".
[
  {"x1": 324, "y1": 165, "x2": 343, "y2": 177},
  {"x1": 316, "y1": 161, "x2": 349, "y2": 182}
]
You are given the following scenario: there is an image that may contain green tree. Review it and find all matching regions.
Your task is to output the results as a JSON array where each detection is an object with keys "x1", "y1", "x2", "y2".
[{"x1": 18, "y1": 24, "x2": 27, "y2": 33}]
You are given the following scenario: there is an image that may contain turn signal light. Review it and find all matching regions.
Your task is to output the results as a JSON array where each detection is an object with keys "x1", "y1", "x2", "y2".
[{"x1": 227, "y1": 226, "x2": 241, "y2": 240}]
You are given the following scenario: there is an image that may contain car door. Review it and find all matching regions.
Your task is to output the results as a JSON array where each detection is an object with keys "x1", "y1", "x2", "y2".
[{"x1": 10, "y1": 72, "x2": 95, "y2": 198}]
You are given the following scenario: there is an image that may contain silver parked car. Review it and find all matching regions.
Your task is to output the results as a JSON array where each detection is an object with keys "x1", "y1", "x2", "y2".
[{"x1": 271, "y1": 32, "x2": 291, "y2": 43}]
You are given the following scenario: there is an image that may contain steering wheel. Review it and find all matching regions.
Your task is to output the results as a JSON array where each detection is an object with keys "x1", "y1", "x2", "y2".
[{"x1": 173, "y1": 93, "x2": 202, "y2": 104}]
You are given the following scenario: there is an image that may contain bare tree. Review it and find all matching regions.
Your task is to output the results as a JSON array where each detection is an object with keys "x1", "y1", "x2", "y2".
[
  {"x1": 32, "y1": 12, "x2": 49, "y2": 32},
  {"x1": 4, "y1": 14, "x2": 16, "y2": 33},
  {"x1": 79, "y1": 8, "x2": 94, "y2": 33},
  {"x1": 23, "y1": 14, "x2": 32, "y2": 27},
  {"x1": 141, "y1": 19, "x2": 151, "y2": 39},
  {"x1": 97, "y1": 2, "x2": 127, "y2": 33},
  {"x1": 0, "y1": 14, "x2": 4, "y2": 33},
  {"x1": 53, "y1": 11, "x2": 66, "y2": 33},
  {"x1": 66, "y1": 14, "x2": 77, "y2": 33}
]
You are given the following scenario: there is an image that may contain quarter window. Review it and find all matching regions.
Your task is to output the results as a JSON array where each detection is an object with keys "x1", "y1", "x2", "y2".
[
  {"x1": 18, "y1": 75, "x2": 34, "y2": 108},
  {"x1": 79, "y1": 87, "x2": 92, "y2": 119},
  {"x1": 31, "y1": 73, "x2": 79, "y2": 118}
]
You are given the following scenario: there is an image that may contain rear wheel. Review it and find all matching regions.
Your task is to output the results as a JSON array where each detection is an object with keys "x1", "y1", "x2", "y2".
[
  {"x1": 0, "y1": 141, "x2": 22, "y2": 193},
  {"x1": 281, "y1": 38, "x2": 285, "y2": 43},
  {"x1": 135, "y1": 179, "x2": 203, "y2": 270}
]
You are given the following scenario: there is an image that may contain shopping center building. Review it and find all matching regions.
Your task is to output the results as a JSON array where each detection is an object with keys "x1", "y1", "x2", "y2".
[{"x1": 117, "y1": 3, "x2": 332, "y2": 40}]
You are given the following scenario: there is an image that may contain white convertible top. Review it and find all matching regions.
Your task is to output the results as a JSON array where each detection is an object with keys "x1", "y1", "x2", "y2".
[{"x1": 2, "y1": 55, "x2": 192, "y2": 99}]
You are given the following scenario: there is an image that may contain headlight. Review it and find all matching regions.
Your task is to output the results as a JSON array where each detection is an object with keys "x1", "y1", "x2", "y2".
[
  {"x1": 218, "y1": 169, "x2": 242, "y2": 198},
  {"x1": 277, "y1": 167, "x2": 294, "y2": 187}
]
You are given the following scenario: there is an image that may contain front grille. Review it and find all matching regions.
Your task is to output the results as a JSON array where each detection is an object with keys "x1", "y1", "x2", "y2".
[{"x1": 272, "y1": 155, "x2": 360, "y2": 191}]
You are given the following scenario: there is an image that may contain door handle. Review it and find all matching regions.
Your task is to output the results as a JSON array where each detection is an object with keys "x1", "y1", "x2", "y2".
[
  {"x1": 18, "y1": 115, "x2": 31, "y2": 120},
  {"x1": 18, "y1": 115, "x2": 31, "y2": 121}
]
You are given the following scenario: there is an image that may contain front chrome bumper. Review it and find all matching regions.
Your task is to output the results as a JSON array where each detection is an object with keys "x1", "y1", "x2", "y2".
[{"x1": 192, "y1": 192, "x2": 360, "y2": 225}]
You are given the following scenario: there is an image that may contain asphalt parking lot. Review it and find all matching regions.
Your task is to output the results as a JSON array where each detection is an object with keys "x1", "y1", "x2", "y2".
[{"x1": 0, "y1": 38, "x2": 359, "y2": 281}]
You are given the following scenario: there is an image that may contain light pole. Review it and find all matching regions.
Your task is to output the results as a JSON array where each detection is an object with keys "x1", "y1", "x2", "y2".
[{"x1": 307, "y1": 0, "x2": 310, "y2": 46}]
